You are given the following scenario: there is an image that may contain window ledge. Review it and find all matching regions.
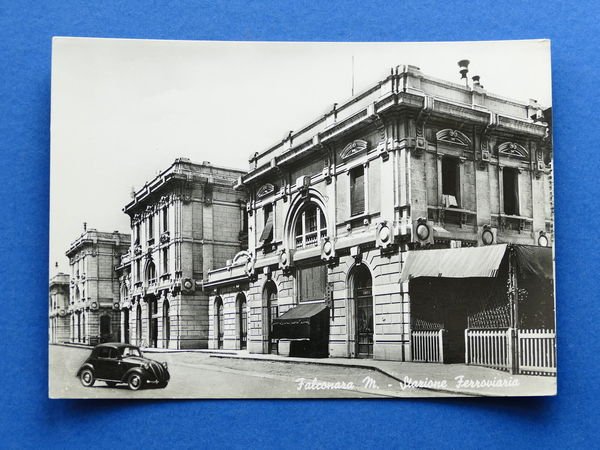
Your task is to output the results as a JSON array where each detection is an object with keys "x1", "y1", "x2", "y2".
[{"x1": 343, "y1": 212, "x2": 372, "y2": 225}]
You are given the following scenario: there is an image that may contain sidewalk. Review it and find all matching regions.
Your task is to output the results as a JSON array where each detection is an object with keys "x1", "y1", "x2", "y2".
[{"x1": 208, "y1": 352, "x2": 556, "y2": 397}]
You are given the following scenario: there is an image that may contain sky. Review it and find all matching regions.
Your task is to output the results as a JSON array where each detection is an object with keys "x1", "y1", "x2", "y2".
[{"x1": 49, "y1": 38, "x2": 552, "y2": 275}]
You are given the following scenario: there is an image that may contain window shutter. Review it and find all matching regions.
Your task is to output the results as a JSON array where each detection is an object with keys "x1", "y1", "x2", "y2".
[
  {"x1": 351, "y1": 167, "x2": 365, "y2": 216},
  {"x1": 299, "y1": 265, "x2": 328, "y2": 302},
  {"x1": 259, "y1": 211, "x2": 274, "y2": 242}
]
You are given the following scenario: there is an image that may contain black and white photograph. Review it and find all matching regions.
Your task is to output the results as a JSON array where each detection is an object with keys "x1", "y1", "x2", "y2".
[{"x1": 48, "y1": 38, "x2": 556, "y2": 399}]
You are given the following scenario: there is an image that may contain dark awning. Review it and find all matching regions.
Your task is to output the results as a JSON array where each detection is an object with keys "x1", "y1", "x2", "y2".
[
  {"x1": 272, "y1": 303, "x2": 328, "y2": 339},
  {"x1": 400, "y1": 244, "x2": 508, "y2": 282},
  {"x1": 514, "y1": 245, "x2": 553, "y2": 281}
]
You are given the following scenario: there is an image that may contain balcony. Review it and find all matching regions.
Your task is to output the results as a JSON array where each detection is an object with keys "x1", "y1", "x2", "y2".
[
  {"x1": 491, "y1": 214, "x2": 533, "y2": 233},
  {"x1": 295, "y1": 229, "x2": 327, "y2": 249},
  {"x1": 428, "y1": 206, "x2": 477, "y2": 228}
]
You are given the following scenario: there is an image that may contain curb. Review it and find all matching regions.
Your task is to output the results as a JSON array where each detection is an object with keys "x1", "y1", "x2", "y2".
[{"x1": 209, "y1": 354, "x2": 483, "y2": 397}]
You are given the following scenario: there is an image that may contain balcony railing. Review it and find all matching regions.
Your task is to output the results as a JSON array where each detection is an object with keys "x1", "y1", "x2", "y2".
[
  {"x1": 428, "y1": 206, "x2": 476, "y2": 228},
  {"x1": 491, "y1": 214, "x2": 533, "y2": 233},
  {"x1": 295, "y1": 229, "x2": 327, "y2": 249}
]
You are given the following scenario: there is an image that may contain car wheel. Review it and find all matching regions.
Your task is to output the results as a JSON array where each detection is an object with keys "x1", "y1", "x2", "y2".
[
  {"x1": 127, "y1": 373, "x2": 144, "y2": 391},
  {"x1": 80, "y1": 369, "x2": 95, "y2": 387},
  {"x1": 105, "y1": 381, "x2": 117, "y2": 387}
]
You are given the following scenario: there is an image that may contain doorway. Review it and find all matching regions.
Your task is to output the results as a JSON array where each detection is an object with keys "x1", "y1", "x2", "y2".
[
  {"x1": 264, "y1": 281, "x2": 278, "y2": 354},
  {"x1": 215, "y1": 297, "x2": 224, "y2": 349},
  {"x1": 237, "y1": 293, "x2": 247, "y2": 350},
  {"x1": 353, "y1": 265, "x2": 373, "y2": 358}
]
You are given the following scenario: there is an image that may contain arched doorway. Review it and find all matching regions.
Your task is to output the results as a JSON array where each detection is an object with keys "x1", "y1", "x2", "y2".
[
  {"x1": 76, "y1": 312, "x2": 81, "y2": 342},
  {"x1": 100, "y1": 314, "x2": 111, "y2": 343},
  {"x1": 81, "y1": 313, "x2": 86, "y2": 343},
  {"x1": 352, "y1": 265, "x2": 373, "y2": 358},
  {"x1": 136, "y1": 303, "x2": 142, "y2": 345},
  {"x1": 147, "y1": 295, "x2": 158, "y2": 348},
  {"x1": 163, "y1": 299, "x2": 170, "y2": 349},
  {"x1": 237, "y1": 293, "x2": 247, "y2": 350},
  {"x1": 263, "y1": 281, "x2": 278, "y2": 354},
  {"x1": 123, "y1": 308, "x2": 130, "y2": 343},
  {"x1": 215, "y1": 297, "x2": 224, "y2": 349}
]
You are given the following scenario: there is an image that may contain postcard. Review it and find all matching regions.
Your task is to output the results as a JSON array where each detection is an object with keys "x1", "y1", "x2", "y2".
[{"x1": 49, "y1": 38, "x2": 555, "y2": 398}]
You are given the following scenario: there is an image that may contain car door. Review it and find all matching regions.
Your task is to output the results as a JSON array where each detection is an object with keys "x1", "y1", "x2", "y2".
[
  {"x1": 93, "y1": 347, "x2": 111, "y2": 379},
  {"x1": 103, "y1": 348, "x2": 122, "y2": 380}
]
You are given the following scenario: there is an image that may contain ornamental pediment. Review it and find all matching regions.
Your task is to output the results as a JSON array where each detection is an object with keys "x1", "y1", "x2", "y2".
[
  {"x1": 257, "y1": 183, "x2": 277, "y2": 199},
  {"x1": 497, "y1": 141, "x2": 528, "y2": 159},
  {"x1": 436, "y1": 129, "x2": 472, "y2": 148},
  {"x1": 340, "y1": 139, "x2": 368, "y2": 160}
]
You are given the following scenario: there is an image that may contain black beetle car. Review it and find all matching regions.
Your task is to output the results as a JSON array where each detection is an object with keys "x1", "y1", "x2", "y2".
[{"x1": 77, "y1": 343, "x2": 170, "y2": 390}]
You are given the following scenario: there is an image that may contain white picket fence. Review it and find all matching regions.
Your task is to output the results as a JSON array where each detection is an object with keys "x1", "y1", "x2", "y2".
[
  {"x1": 518, "y1": 329, "x2": 556, "y2": 375},
  {"x1": 411, "y1": 329, "x2": 445, "y2": 363},
  {"x1": 465, "y1": 328, "x2": 513, "y2": 371},
  {"x1": 465, "y1": 328, "x2": 557, "y2": 375}
]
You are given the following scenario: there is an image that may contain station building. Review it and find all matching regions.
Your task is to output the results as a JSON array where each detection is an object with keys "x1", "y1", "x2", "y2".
[
  {"x1": 204, "y1": 64, "x2": 554, "y2": 368},
  {"x1": 49, "y1": 272, "x2": 70, "y2": 343},
  {"x1": 119, "y1": 158, "x2": 247, "y2": 349},
  {"x1": 65, "y1": 226, "x2": 131, "y2": 345}
]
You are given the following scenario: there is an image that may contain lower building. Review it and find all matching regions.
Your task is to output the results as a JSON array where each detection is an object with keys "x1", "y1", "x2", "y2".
[
  {"x1": 49, "y1": 272, "x2": 70, "y2": 343},
  {"x1": 205, "y1": 242, "x2": 554, "y2": 376},
  {"x1": 65, "y1": 226, "x2": 131, "y2": 345},
  {"x1": 119, "y1": 159, "x2": 248, "y2": 349}
]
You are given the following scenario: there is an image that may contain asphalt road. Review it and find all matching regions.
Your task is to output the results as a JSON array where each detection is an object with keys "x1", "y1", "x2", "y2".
[{"x1": 49, "y1": 345, "x2": 451, "y2": 399}]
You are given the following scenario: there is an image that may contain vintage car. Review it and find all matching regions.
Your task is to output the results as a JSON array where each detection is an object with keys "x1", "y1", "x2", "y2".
[{"x1": 77, "y1": 343, "x2": 170, "y2": 390}]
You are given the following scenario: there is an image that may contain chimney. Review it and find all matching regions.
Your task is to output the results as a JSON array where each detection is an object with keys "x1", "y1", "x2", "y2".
[
  {"x1": 83, "y1": 222, "x2": 87, "y2": 232},
  {"x1": 458, "y1": 59, "x2": 470, "y2": 87}
]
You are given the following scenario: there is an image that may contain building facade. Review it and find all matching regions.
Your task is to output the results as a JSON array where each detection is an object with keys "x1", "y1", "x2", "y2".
[
  {"x1": 49, "y1": 272, "x2": 70, "y2": 343},
  {"x1": 65, "y1": 227, "x2": 131, "y2": 345},
  {"x1": 204, "y1": 65, "x2": 554, "y2": 364},
  {"x1": 120, "y1": 158, "x2": 247, "y2": 349}
]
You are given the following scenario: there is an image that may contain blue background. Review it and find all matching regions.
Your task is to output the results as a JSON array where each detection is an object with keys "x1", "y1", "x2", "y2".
[{"x1": 1, "y1": 1, "x2": 598, "y2": 448}]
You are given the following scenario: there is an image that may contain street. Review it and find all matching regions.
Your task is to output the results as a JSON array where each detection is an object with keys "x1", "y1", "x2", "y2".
[{"x1": 49, "y1": 345, "x2": 454, "y2": 399}]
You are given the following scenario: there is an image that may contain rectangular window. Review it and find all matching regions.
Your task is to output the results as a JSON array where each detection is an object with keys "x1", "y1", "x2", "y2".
[
  {"x1": 350, "y1": 165, "x2": 365, "y2": 216},
  {"x1": 241, "y1": 207, "x2": 248, "y2": 234},
  {"x1": 259, "y1": 204, "x2": 274, "y2": 242},
  {"x1": 503, "y1": 167, "x2": 519, "y2": 215},
  {"x1": 162, "y1": 248, "x2": 169, "y2": 274},
  {"x1": 162, "y1": 207, "x2": 168, "y2": 233},
  {"x1": 148, "y1": 215, "x2": 154, "y2": 241},
  {"x1": 298, "y1": 264, "x2": 328, "y2": 303},
  {"x1": 135, "y1": 260, "x2": 141, "y2": 281},
  {"x1": 442, "y1": 156, "x2": 460, "y2": 207},
  {"x1": 135, "y1": 223, "x2": 140, "y2": 245}
]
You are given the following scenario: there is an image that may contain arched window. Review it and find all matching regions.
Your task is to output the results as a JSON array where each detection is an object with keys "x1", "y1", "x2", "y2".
[
  {"x1": 294, "y1": 203, "x2": 327, "y2": 249},
  {"x1": 145, "y1": 261, "x2": 156, "y2": 284}
]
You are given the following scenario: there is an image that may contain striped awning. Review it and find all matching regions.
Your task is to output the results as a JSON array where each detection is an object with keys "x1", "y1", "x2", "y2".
[{"x1": 400, "y1": 244, "x2": 508, "y2": 282}]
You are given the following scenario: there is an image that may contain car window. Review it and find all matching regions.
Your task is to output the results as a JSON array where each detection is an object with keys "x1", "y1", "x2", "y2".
[
  {"x1": 96, "y1": 347, "x2": 111, "y2": 358},
  {"x1": 121, "y1": 347, "x2": 141, "y2": 357}
]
